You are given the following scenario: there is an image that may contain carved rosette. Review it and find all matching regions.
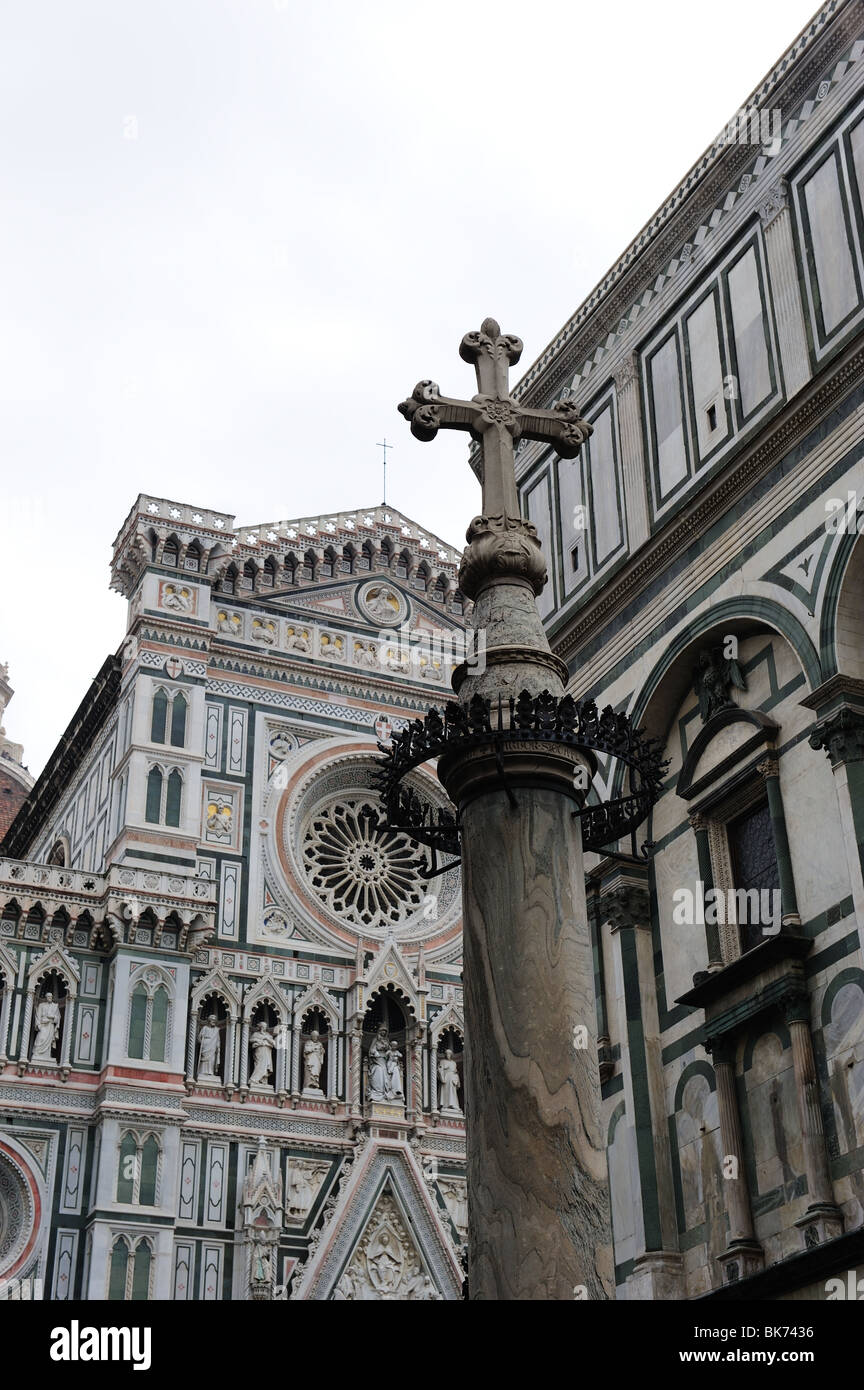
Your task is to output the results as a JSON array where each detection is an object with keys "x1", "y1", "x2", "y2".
[{"x1": 458, "y1": 514, "x2": 547, "y2": 600}]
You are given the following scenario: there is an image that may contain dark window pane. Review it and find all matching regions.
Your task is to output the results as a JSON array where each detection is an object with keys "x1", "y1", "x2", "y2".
[{"x1": 728, "y1": 801, "x2": 779, "y2": 954}]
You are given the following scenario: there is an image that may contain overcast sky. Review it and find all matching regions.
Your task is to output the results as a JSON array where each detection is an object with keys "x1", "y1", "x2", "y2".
[{"x1": 0, "y1": 0, "x2": 820, "y2": 777}]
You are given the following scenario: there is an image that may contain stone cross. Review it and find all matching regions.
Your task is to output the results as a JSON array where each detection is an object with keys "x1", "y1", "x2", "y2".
[
  {"x1": 396, "y1": 320, "x2": 612, "y2": 1300},
  {"x1": 398, "y1": 318, "x2": 591, "y2": 524}
]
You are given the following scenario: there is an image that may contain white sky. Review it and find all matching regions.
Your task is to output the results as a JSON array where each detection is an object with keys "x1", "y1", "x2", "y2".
[{"x1": 0, "y1": 0, "x2": 820, "y2": 777}]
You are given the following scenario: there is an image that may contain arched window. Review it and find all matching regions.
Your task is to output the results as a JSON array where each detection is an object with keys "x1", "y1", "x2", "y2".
[
  {"x1": 451, "y1": 589, "x2": 464, "y2": 615},
  {"x1": 242, "y1": 561, "x2": 256, "y2": 591},
  {"x1": 130, "y1": 1241, "x2": 152, "y2": 1301},
  {"x1": 162, "y1": 538, "x2": 179, "y2": 567},
  {"x1": 434, "y1": 574, "x2": 448, "y2": 604},
  {"x1": 151, "y1": 690, "x2": 168, "y2": 744},
  {"x1": 150, "y1": 986, "x2": 169, "y2": 1060},
  {"x1": 108, "y1": 1237, "x2": 153, "y2": 1301},
  {"x1": 108, "y1": 1238, "x2": 130, "y2": 1300},
  {"x1": 48, "y1": 839, "x2": 67, "y2": 866},
  {"x1": 145, "y1": 768, "x2": 163, "y2": 823},
  {"x1": 283, "y1": 553, "x2": 298, "y2": 585},
  {"x1": 221, "y1": 565, "x2": 237, "y2": 595},
  {"x1": 302, "y1": 551, "x2": 316, "y2": 581},
  {"x1": 165, "y1": 771, "x2": 183, "y2": 828},
  {"x1": 380, "y1": 538, "x2": 393, "y2": 568},
  {"x1": 117, "y1": 1131, "x2": 161, "y2": 1206},
  {"x1": 414, "y1": 564, "x2": 429, "y2": 591},
  {"x1": 128, "y1": 974, "x2": 172, "y2": 1062},
  {"x1": 170, "y1": 692, "x2": 187, "y2": 748},
  {"x1": 261, "y1": 556, "x2": 277, "y2": 588},
  {"x1": 117, "y1": 1133, "x2": 139, "y2": 1203},
  {"x1": 394, "y1": 550, "x2": 409, "y2": 578},
  {"x1": 359, "y1": 542, "x2": 373, "y2": 571},
  {"x1": 184, "y1": 542, "x2": 202, "y2": 573},
  {"x1": 341, "y1": 546, "x2": 355, "y2": 574},
  {"x1": 320, "y1": 547, "x2": 336, "y2": 578}
]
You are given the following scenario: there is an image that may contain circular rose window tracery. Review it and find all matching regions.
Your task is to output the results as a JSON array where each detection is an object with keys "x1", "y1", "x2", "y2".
[
  {"x1": 302, "y1": 798, "x2": 426, "y2": 929},
  {"x1": 0, "y1": 1153, "x2": 33, "y2": 1277}
]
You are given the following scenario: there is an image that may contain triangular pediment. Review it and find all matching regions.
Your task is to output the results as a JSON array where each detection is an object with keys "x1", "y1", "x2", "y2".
[{"x1": 290, "y1": 1144, "x2": 461, "y2": 1300}]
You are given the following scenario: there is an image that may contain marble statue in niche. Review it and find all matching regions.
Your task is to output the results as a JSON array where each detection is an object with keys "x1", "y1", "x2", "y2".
[
  {"x1": 32, "y1": 992, "x2": 61, "y2": 1062},
  {"x1": 197, "y1": 1014, "x2": 221, "y2": 1082},
  {"x1": 438, "y1": 1049, "x2": 461, "y2": 1113},
  {"x1": 302, "y1": 1031, "x2": 325, "y2": 1093},
  {"x1": 249, "y1": 1022, "x2": 275, "y2": 1087}
]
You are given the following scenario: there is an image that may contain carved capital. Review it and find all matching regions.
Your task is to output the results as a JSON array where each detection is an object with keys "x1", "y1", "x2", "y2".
[
  {"x1": 809, "y1": 708, "x2": 864, "y2": 767},
  {"x1": 689, "y1": 811, "x2": 709, "y2": 833},
  {"x1": 755, "y1": 755, "x2": 780, "y2": 780},
  {"x1": 779, "y1": 987, "x2": 810, "y2": 1026},
  {"x1": 704, "y1": 1034, "x2": 736, "y2": 1067},
  {"x1": 613, "y1": 353, "x2": 640, "y2": 394},
  {"x1": 758, "y1": 180, "x2": 790, "y2": 228},
  {"x1": 602, "y1": 884, "x2": 650, "y2": 932},
  {"x1": 458, "y1": 514, "x2": 547, "y2": 599}
]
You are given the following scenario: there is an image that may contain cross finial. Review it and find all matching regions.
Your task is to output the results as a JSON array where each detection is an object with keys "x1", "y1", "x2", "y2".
[
  {"x1": 376, "y1": 437, "x2": 393, "y2": 504},
  {"x1": 398, "y1": 318, "x2": 592, "y2": 548}
]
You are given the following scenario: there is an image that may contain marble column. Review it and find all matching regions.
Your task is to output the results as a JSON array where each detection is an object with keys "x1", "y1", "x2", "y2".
[
  {"x1": 809, "y1": 702, "x2": 864, "y2": 964},
  {"x1": 689, "y1": 812, "x2": 723, "y2": 969},
  {"x1": 783, "y1": 990, "x2": 844, "y2": 1246},
  {"x1": 758, "y1": 181, "x2": 811, "y2": 399},
  {"x1": 708, "y1": 1038, "x2": 763, "y2": 1282},
  {"x1": 756, "y1": 755, "x2": 800, "y2": 928},
  {"x1": 402, "y1": 318, "x2": 613, "y2": 1299},
  {"x1": 439, "y1": 575, "x2": 612, "y2": 1299},
  {"x1": 613, "y1": 354, "x2": 650, "y2": 550}
]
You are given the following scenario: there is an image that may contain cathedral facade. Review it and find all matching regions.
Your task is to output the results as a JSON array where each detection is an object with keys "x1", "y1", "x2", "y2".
[
  {"x1": 508, "y1": 0, "x2": 864, "y2": 1300},
  {"x1": 0, "y1": 500, "x2": 468, "y2": 1301},
  {"x1": 3, "y1": 0, "x2": 864, "y2": 1305}
]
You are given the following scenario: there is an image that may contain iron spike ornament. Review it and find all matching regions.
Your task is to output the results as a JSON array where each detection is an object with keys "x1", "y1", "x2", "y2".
[{"x1": 373, "y1": 689, "x2": 669, "y2": 878}]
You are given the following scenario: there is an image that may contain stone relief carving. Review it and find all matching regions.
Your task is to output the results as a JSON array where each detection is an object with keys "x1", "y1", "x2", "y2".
[
  {"x1": 333, "y1": 1193, "x2": 441, "y2": 1300},
  {"x1": 285, "y1": 1158, "x2": 330, "y2": 1221}
]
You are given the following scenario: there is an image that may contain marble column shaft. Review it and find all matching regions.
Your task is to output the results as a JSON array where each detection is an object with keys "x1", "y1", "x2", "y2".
[{"x1": 713, "y1": 1057, "x2": 759, "y2": 1247}]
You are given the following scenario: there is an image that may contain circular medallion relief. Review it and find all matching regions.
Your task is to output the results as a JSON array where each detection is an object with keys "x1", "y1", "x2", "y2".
[
  {"x1": 357, "y1": 581, "x2": 408, "y2": 627},
  {"x1": 0, "y1": 1153, "x2": 34, "y2": 1277}
]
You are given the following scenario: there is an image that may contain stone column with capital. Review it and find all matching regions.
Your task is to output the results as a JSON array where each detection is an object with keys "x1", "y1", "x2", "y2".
[
  {"x1": 399, "y1": 319, "x2": 613, "y2": 1301},
  {"x1": 707, "y1": 1037, "x2": 764, "y2": 1283},
  {"x1": 808, "y1": 698, "x2": 864, "y2": 963},
  {"x1": 758, "y1": 181, "x2": 811, "y2": 400},
  {"x1": 755, "y1": 754, "x2": 801, "y2": 929},
  {"x1": 782, "y1": 990, "x2": 844, "y2": 1246},
  {"x1": 689, "y1": 812, "x2": 723, "y2": 970}
]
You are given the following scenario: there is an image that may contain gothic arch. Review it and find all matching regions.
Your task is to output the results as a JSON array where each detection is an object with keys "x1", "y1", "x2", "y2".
[
  {"x1": 293, "y1": 982, "x2": 339, "y2": 1030},
  {"x1": 191, "y1": 968, "x2": 241, "y2": 1020},
  {"x1": 242, "y1": 979, "x2": 288, "y2": 1025}
]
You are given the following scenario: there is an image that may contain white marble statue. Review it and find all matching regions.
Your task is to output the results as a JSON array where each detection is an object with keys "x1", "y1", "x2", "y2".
[
  {"x1": 365, "y1": 587, "x2": 399, "y2": 622},
  {"x1": 367, "y1": 1026, "x2": 391, "y2": 1101},
  {"x1": 386, "y1": 1040, "x2": 404, "y2": 1100},
  {"x1": 197, "y1": 1013, "x2": 221, "y2": 1081},
  {"x1": 438, "y1": 1049, "x2": 461, "y2": 1113},
  {"x1": 32, "y1": 993, "x2": 61, "y2": 1062},
  {"x1": 249, "y1": 1022, "x2": 275, "y2": 1087},
  {"x1": 303, "y1": 1030, "x2": 325, "y2": 1092}
]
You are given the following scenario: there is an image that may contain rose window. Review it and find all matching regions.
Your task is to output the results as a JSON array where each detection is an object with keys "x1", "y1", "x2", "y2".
[
  {"x1": 302, "y1": 799, "x2": 426, "y2": 929},
  {"x1": 0, "y1": 1155, "x2": 31, "y2": 1276}
]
